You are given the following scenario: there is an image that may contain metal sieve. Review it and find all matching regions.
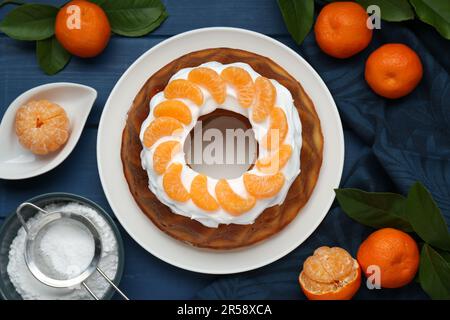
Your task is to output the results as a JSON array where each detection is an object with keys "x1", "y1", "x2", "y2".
[{"x1": 16, "y1": 202, "x2": 129, "y2": 300}]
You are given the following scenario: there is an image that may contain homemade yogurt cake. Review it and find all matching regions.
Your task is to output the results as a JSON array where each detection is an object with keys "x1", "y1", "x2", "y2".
[{"x1": 121, "y1": 48, "x2": 323, "y2": 249}]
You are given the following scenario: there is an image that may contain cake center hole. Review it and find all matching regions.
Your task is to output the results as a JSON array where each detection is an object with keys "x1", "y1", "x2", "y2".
[{"x1": 184, "y1": 110, "x2": 258, "y2": 180}]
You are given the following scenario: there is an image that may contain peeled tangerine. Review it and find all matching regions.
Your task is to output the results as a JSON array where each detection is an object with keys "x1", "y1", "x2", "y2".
[
  {"x1": 15, "y1": 100, "x2": 70, "y2": 155},
  {"x1": 299, "y1": 246, "x2": 361, "y2": 300}
]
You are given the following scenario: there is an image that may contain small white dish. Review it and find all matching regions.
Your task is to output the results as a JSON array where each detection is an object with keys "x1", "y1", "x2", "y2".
[{"x1": 0, "y1": 83, "x2": 97, "y2": 180}]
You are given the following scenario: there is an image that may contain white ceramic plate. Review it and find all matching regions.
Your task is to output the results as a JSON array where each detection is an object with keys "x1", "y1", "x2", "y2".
[
  {"x1": 97, "y1": 28, "x2": 344, "y2": 274},
  {"x1": 0, "y1": 83, "x2": 97, "y2": 180}
]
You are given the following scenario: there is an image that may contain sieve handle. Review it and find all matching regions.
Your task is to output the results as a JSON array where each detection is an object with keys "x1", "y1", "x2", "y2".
[
  {"x1": 16, "y1": 202, "x2": 50, "y2": 233},
  {"x1": 82, "y1": 282, "x2": 100, "y2": 300},
  {"x1": 96, "y1": 267, "x2": 129, "y2": 300}
]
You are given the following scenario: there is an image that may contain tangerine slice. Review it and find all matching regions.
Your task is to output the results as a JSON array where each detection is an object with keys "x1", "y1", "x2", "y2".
[
  {"x1": 243, "y1": 172, "x2": 285, "y2": 198},
  {"x1": 262, "y1": 107, "x2": 288, "y2": 150},
  {"x1": 15, "y1": 100, "x2": 70, "y2": 155},
  {"x1": 190, "y1": 174, "x2": 219, "y2": 211},
  {"x1": 252, "y1": 76, "x2": 276, "y2": 122},
  {"x1": 153, "y1": 100, "x2": 192, "y2": 125},
  {"x1": 256, "y1": 144, "x2": 292, "y2": 174},
  {"x1": 163, "y1": 163, "x2": 190, "y2": 202},
  {"x1": 164, "y1": 79, "x2": 204, "y2": 106},
  {"x1": 143, "y1": 117, "x2": 183, "y2": 148},
  {"x1": 215, "y1": 179, "x2": 256, "y2": 215},
  {"x1": 220, "y1": 67, "x2": 255, "y2": 107},
  {"x1": 188, "y1": 67, "x2": 226, "y2": 104},
  {"x1": 153, "y1": 141, "x2": 181, "y2": 175},
  {"x1": 299, "y1": 246, "x2": 361, "y2": 300}
]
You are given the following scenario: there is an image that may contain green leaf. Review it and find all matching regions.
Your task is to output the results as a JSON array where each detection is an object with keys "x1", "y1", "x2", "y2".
[
  {"x1": 143, "y1": 9, "x2": 168, "y2": 34},
  {"x1": 356, "y1": 0, "x2": 414, "y2": 21},
  {"x1": 334, "y1": 188, "x2": 413, "y2": 232},
  {"x1": 405, "y1": 182, "x2": 450, "y2": 251},
  {"x1": 277, "y1": 0, "x2": 314, "y2": 45},
  {"x1": 98, "y1": 0, "x2": 167, "y2": 37},
  {"x1": 419, "y1": 244, "x2": 450, "y2": 299},
  {"x1": 36, "y1": 36, "x2": 71, "y2": 75},
  {"x1": 0, "y1": 4, "x2": 58, "y2": 41},
  {"x1": 410, "y1": 0, "x2": 450, "y2": 40},
  {"x1": 438, "y1": 250, "x2": 450, "y2": 264}
]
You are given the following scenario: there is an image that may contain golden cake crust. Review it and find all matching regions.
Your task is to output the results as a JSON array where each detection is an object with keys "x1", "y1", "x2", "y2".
[{"x1": 121, "y1": 48, "x2": 323, "y2": 249}]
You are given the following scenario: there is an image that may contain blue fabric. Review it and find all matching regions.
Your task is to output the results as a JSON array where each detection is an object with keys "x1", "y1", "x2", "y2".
[{"x1": 0, "y1": 0, "x2": 448, "y2": 300}]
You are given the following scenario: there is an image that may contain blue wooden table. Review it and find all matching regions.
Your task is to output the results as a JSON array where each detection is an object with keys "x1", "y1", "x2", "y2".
[{"x1": 2, "y1": 0, "x2": 447, "y2": 300}]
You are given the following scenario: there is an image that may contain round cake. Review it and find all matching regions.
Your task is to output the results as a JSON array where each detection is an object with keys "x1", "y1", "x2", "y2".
[{"x1": 121, "y1": 48, "x2": 323, "y2": 249}]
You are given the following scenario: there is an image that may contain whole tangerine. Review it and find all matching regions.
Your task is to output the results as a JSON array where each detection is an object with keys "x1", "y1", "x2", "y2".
[
  {"x1": 299, "y1": 246, "x2": 361, "y2": 300},
  {"x1": 365, "y1": 43, "x2": 423, "y2": 99},
  {"x1": 357, "y1": 228, "x2": 419, "y2": 289},
  {"x1": 55, "y1": 0, "x2": 111, "y2": 58},
  {"x1": 314, "y1": 1, "x2": 373, "y2": 58}
]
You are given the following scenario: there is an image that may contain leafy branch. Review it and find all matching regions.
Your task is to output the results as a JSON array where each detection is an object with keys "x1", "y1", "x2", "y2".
[
  {"x1": 278, "y1": 0, "x2": 450, "y2": 45},
  {"x1": 0, "y1": 0, "x2": 168, "y2": 74},
  {"x1": 335, "y1": 182, "x2": 450, "y2": 299}
]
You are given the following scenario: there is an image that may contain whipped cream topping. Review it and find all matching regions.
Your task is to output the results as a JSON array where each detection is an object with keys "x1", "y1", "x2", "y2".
[{"x1": 140, "y1": 62, "x2": 302, "y2": 228}]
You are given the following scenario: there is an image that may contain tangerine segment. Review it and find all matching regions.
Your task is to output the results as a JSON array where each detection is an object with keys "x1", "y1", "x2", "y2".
[
  {"x1": 164, "y1": 79, "x2": 204, "y2": 106},
  {"x1": 143, "y1": 117, "x2": 183, "y2": 148},
  {"x1": 299, "y1": 264, "x2": 361, "y2": 300},
  {"x1": 220, "y1": 67, "x2": 255, "y2": 107},
  {"x1": 163, "y1": 163, "x2": 190, "y2": 202},
  {"x1": 190, "y1": 175, "x2": 219, "y2": 211},
  {"x1": 303, "y1": 247, "x2": 355, "y2": 283},
  {"x1": 256, "y1": 144, "x2": 292, "y2": 174},
  {"x1": 188, "y1": 67, "x2": 226, "y2": 104},
  {"x1": 15, "y1": 100, "x2": 70, "y2": 155},
  {"x1": 252, "y1": 76, "x2": 276, "y2": 122},
  {"x1": 262, "y1": 107, "x2": 288, "y2": 150},
  {"x1": 153, "y1": 141, "x2": 181, "y2": 175},
  {"x1": 153, "y1": 100, "x2": 192, "y2": 125},
  {"x1": 215, "y1": 180, "x2": 256, "y2": 215},
  {"x1": 243, "y1": 172, "x2": 285, "y2": 199}
]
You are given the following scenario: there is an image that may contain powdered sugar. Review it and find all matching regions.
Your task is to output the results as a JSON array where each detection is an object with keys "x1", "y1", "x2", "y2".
[
  {"x1": 7, "y1": 202, "x2": 119, "y2": 300},
  {"x1": 36, "y1": 219, "x2": 95, "y2": 280}
]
